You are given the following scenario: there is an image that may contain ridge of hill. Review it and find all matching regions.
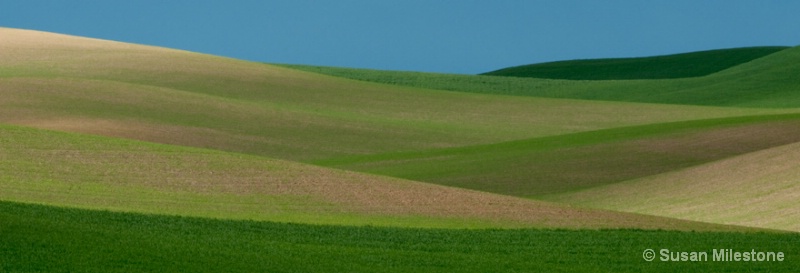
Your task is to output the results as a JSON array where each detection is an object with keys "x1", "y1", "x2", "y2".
[
  {"x1": 282, "y1": 45, "x2": 800, "y2": 107},
  {"x1": 481, "y1": 46, "x2": 788, "y2": 80}
]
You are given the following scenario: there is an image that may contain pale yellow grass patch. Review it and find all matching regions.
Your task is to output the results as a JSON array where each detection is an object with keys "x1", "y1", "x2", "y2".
[{"x1": 547, "y1": 141, "x2": 800, "y2": 231}]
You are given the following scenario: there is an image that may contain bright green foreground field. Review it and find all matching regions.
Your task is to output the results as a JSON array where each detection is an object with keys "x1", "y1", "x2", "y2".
[{"x1": 2, "y1": 202, "x2": 798, "y2": 273}]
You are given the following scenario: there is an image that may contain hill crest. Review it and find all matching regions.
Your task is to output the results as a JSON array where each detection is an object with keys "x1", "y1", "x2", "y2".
[{"x1": 482, "y1": 46, "x2": 788, "y2": 80}]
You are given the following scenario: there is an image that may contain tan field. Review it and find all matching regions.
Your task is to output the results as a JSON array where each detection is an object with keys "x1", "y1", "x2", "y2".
[{"x1": 545, "y1": 141, "x2": 800, "y2": 231}]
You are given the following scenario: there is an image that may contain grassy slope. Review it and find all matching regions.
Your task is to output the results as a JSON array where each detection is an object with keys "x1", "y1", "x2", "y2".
[
  {"x1": 3, "y1": 202, "x2": 798, "y2": 273},
  {"x1": 1, "y1": 28, "x2": 797, "y2": 229},
  {"x1": 316, "y1": 114, "x2": 800, "y2": 198},
  {"x1": 286, "y1": 48, "x2": 800, "y2": 225},
  {"x1": 543, "y1": 141, "x2": 800, "y2": 232},
  {"x1": 481, "y1": 46, "x2": 788, "y2": 80},
  {"x1": 282, "y1": 45, "x2": 800, "y2": 108},
  {"x1": 544, "y1": 46, "x2": 800, "y2": 107},
  {"x1": 1, "y1": 27, "x2": 793, "y2": 164},
  {"x1": 1, "y1": 124, "x2": 740, "y2": 230}
]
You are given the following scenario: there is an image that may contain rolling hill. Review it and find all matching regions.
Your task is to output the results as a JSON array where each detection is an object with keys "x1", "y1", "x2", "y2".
[
  {"x1": 284, "y1": 45, "x2": 800, "y2": 107},
  {"x1": 316, "y1": 114, "x2": 800, "y2": 198},
  {"x1": 481, "y1": 46, "x2": 788, "y2": 80},
  {"x1": 0, "y1": 122, "x2": 740, "y2": 230},
  {"x1": 3, "y1": 26, "x2": 800, "y2": 272},
  {"x1": 1, "y1": 27, "x2": 798, "y2": 233},
  {"x1": 1, "y1": 27, "x2": 789, "y2": 163}
]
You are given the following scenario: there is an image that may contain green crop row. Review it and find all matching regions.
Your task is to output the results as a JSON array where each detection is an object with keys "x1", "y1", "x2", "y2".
[{"x1": 2, "y1": 201, "x2": 797, "y2": 273}]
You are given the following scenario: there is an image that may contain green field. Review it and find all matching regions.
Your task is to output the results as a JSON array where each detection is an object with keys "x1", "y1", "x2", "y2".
[
  {"x1": 481, "y1": 46, "x2": 788, "y2": 80},
  {"x1": 315, "y1": 114, "x2": 800, "y2": 198},
  {"x1": 282, "y1": 45, "x2": 800, "y2": 107},
  {"x1": 2, "y1": 202, "x2": 798, "y2": 273},
  {"x1": 2, "y1": 27, "x2": 799, "y2": 272}
]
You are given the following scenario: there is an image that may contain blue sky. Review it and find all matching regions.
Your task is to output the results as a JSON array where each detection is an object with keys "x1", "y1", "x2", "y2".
[{"x1": 2, "y1": 1, "x2": 799, "y2": 74}]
